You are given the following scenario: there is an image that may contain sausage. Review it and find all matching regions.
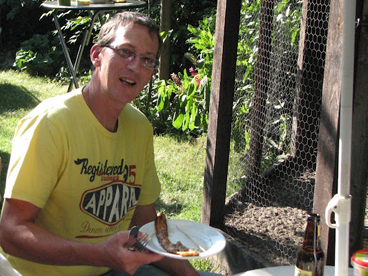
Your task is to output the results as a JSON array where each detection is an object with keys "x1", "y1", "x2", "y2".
[{"x1": 155, "y1": 213, "x2": 199, "y2": 256}]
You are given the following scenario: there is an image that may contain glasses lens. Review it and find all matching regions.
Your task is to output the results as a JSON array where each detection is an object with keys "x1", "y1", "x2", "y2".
[
  {"x1": 143, "y1": 58, "x2": 158, "y2": 68},
  {"x1": 118, "y1": 48, "x2": 135, "y2": 60},
  {"x1": 105, "y1": 45, "x2": 158, "y2": 68}
]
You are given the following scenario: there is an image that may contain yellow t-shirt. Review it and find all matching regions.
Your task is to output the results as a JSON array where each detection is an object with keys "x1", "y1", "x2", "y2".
[{"x1": 2, "y1": 89, "x2": 161, "y2": 276}]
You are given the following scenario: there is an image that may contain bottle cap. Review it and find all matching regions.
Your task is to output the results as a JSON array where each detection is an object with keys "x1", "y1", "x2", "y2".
[{"x1": 351, "y1": 249, "x2": 368, "y2": 268}]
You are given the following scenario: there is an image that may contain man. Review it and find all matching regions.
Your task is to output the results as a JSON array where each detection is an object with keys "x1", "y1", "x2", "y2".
[{"x1": 0, "y1": 12, "x2": 222, "y2": 276}]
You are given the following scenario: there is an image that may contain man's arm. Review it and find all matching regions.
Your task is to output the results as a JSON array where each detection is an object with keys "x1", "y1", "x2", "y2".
[
  {"x1": 0, "y1": 198, "x2": 163, "y2": 274},
  {"x1": 131, "y1": 203, "x2": 200, "y2": 276}
]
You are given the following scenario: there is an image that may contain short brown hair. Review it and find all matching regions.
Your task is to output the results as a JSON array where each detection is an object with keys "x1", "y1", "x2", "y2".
[{"x1": 96, "y1": 11, "x2": 162, "y2": 58}]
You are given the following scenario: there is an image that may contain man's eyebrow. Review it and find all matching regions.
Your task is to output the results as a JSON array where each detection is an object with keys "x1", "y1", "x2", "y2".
[{"x1": 117, "y1": 43, "x2": 157, "y2": 57}]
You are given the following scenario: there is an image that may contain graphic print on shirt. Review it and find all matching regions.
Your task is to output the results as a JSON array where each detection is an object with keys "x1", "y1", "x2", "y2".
[{"x1": 76, "y1": 158, "x2": 141, "y2": 227}]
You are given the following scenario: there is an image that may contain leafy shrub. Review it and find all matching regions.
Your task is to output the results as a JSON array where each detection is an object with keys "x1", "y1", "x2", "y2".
[
  {"x1": 0, "y1": 0, "x2": 54, "y2": 52},
  {"x1": 154, "y1": 17, "x2": 215, "y2": 135},
  {"x1": 13, "y1": 33, "x2": 64, "y2": 77}
]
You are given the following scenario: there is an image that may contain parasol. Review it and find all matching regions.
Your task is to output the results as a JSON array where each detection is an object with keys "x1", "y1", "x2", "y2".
[{"x1": 325, "y1": 0, "x2": 355, "y2": 276}]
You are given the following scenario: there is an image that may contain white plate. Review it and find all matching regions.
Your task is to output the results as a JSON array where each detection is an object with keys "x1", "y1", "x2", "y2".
[{"x1": 140, "y1": 219, "x2": 226, "y2": 260}]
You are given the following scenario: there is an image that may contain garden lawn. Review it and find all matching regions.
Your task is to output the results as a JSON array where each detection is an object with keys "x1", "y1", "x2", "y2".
[{"x1": 154, "y1": 135, "x2": 207, "y2": 221}]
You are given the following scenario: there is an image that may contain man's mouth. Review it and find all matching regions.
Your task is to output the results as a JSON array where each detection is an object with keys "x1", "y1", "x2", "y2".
[{"x1": 120, "y1": 77, "x2": 136, "y2": 85}]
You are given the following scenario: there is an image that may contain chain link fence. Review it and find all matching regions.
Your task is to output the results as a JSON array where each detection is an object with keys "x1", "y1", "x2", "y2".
[{"x1": 224, "y1": 0, "x2": 330, "y2": 265}]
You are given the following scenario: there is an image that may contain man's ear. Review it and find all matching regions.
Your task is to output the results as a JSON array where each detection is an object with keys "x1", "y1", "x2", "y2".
[{"x1": 90, "y1": 44, "x2": 102, "y2": 68}]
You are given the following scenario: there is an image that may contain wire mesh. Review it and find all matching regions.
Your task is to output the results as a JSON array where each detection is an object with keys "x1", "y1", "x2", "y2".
[{"x1": 224, "y1": 0, "x2": 330, "y2": 265}]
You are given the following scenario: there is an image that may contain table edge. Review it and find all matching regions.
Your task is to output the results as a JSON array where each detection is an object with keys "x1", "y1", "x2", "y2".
[{"x1": 41, "y1": 0, "x2": 146, "y2": 10}]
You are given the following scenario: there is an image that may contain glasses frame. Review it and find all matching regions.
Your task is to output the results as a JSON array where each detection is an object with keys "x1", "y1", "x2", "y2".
[{"x1": 102, "y1": 44, "x2": 159, "y2": 69}]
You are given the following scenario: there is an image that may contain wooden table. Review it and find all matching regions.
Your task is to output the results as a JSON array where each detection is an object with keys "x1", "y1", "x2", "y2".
[{"x1": 41, "y1": 0, "x2": 146, "y2": 91}]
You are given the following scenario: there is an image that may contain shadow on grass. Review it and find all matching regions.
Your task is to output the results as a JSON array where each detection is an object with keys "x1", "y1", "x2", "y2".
[
  {"x1": 0, "y1": 83, "x2": 40, "y2": 113},
  {"x1": 155, "y1": 197, "x2": 184, "y2": 217}
]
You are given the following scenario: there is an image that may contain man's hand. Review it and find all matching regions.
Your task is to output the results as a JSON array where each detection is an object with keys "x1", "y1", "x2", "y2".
[
  {"x1": 98, "y1": 231, "x2": 164, "y2": 275},
  {"x1": 0, "y1": 199, "x2": 163, "y2": 274}
]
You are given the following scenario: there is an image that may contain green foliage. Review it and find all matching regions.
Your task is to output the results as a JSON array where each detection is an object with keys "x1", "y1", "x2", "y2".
[
  {"x1": 156, "y1": 71, "x2": 210, "y2": 133},
  {"x1": 0, "y1": 0, "x2": 40, "y2": 20},
  {"x1": 13, "y1": 34, "x2": 65, "y2": 77},
  {"x1": 275, "y1": 0, "x2": 302, "y2": 46},
  {"x1": 0, "y1": 0, "x2": 53, "y2": 52},
  {"x1": 149, "y1": 0, "x2": 217, "y2": 73},
  {"x1": 231, "y1": 0, "x2": 301, "y2": 159},
  {"x1": 155, "y1": 17, "x2": 215, "y2": 134}
]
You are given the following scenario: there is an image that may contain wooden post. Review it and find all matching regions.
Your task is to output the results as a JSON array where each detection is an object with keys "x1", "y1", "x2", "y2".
[
  {"x1": 247, "y1": 0, "x2": 276, "y2": 183},
  {"x1": 292, "y1": 0, "x2": 329, "y2": 166},
  {"x1": 313, "y1": 0, "x2": 345, "y2": 264},
  {"x1": 159, "y1": 0, "x2": 172, "y2": 80},
  {"x1": 201, "y1": 0, "x2": 241, "y2": 228}
]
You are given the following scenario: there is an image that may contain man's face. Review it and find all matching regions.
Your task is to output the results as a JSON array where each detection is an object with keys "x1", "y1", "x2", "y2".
[{"x1": 93, "y1": 23, "x2": 159, "y2": 106}]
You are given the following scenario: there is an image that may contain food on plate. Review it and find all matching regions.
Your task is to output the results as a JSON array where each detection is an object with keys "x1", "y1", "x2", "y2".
[
  {"x1": 176, "y1": 249, "x2": 200, "y2": 257},
  {"x1": 155, "y1": 213, "x2": 199, "y2": 256}
]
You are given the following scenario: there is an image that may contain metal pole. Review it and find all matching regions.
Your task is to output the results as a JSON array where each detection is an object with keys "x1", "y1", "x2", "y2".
[
  {"x1": 53, "y1": 12, "x2": 79, "y2": 90},
  {"x1": 335, "y1": 0, "x2": 356, "y2": 274},
  {"x1": 325, "y1": 0, "x2": 355, "y2": 275}
]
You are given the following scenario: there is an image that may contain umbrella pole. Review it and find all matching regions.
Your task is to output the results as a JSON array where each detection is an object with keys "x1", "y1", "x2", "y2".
[{"x1": 325, "y1": 0, "x2": 355, "y2": 275}]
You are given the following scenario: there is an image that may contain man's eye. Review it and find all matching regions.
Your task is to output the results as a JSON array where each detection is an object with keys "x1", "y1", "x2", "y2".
[
  {"x1": 142, "y1": 57, "x2": 154, "y2": 65},
  {"x1": 119, "y1": 48, "x2": 134, "y2": 58}
]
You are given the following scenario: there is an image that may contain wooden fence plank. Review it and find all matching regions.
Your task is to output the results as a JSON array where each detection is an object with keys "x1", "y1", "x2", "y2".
[
  {"x1": 313, "y1": 0, "x2": 343, "y2": 264},
  {"x1": 201, "y1": 0, "x2": 241, "y2": 227}
]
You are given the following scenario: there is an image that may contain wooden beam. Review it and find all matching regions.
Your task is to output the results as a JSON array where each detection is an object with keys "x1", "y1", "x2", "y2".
[
  {"x1": 313, "y1": 0, "x2": 342, "y2": 264},
  {"x1": 292, "y1": 0, "x2": 328, "y2": 165},
  {"x1": 247, "y1": 0, "x2": 276, "y2": 183},
  {"x1": 201, "y1": 0, "x2": 241, "y2": 228},
  {"x1": 159, "y1": 0, "x2": 172, "y2": 80}
]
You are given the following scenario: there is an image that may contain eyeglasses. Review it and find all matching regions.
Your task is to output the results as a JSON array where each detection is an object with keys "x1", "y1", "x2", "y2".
[{"x1": 103, "y1": 44, "x2": 159, "y2": 69}]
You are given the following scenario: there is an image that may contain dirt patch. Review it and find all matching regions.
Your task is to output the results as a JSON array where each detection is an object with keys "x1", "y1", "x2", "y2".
[
  {"x1": 221, "y1": 163, "x2": 314, "y2": 267},
  {"x1": 223, "y1": 202, "x2": 308, "y2": 266}
]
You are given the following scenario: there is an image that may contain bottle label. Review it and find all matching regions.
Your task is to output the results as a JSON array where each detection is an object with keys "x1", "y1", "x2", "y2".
[{"x1": 295, "y1": 266, "x2": 312, "y2": 276}]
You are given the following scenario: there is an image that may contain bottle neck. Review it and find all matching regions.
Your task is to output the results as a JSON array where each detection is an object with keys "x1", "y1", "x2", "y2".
[{"x1": 302, "y1": 214, "x2": 322, "y2": 250}]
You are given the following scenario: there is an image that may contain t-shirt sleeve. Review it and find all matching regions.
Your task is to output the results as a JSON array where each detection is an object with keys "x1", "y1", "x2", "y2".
[{"x1": 4, "y1": 112, "x2": 67, "y2": 208}]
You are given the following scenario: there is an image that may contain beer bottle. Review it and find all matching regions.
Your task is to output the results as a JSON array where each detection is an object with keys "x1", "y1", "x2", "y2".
[{"x1": 295, "y1": 213, "x2": 325, "y2": 276}]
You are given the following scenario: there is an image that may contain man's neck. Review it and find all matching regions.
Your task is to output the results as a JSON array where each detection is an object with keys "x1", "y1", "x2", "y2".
[{"x1": 82, "y1": 84, "x2": 124, "y2": 133}]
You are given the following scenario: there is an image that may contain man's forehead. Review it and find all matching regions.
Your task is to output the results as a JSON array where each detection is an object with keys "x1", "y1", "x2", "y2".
[{"x1": 112, "y1": 24, "x2": 159, "y2": 51}]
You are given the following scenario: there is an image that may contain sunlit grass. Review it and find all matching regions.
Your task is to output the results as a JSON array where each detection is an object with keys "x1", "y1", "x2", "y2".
[
  {"x1": 154, "y1": 135, "x2": 207, "y2": 222},
  {"x1": 0, "y1": 70, "x2": 66, "y2": 101}
]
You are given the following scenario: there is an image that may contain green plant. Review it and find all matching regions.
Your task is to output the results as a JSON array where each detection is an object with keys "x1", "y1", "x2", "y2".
[
  {"x1": 13, "y1": 33, "x2": 65, "y2": 77},
  {"x1": 0, "y1": 0, "x2": 53, "y2": 52},
  {"x1": 150, "y1": 0, "x2": 217, "y2": 73},
  {"x1": 155, "y1": 17, "x2": 215, "y2": 134},
  {"x1": 1, "y1": 0, "x2": 39, "y2": 20}
]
